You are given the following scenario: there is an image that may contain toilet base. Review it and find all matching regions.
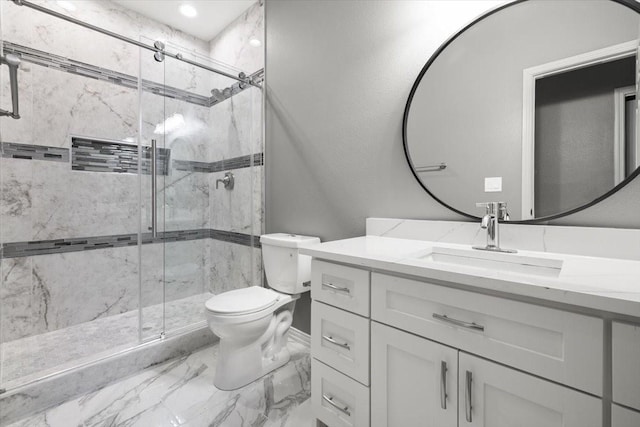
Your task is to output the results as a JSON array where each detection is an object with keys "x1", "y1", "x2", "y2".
[
  {"x1": 263, "y1": 346, "x2": 291, "y2": 376},
  {"x1": 213, "y1": 337, "x2": 292, "y2": 391},
  {"x1": 212, "y1": 308, "x2": 295, "y2": 391}
]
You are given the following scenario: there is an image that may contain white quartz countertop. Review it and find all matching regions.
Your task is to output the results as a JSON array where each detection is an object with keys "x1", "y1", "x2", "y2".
[{"x1": 300, "y1": 236, "x2": 640, "y2": 318}]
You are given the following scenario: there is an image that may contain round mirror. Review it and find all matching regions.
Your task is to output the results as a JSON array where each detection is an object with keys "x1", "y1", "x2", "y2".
[{"x1": 404, "y1": 0, "x2": 640, "y2": 222}]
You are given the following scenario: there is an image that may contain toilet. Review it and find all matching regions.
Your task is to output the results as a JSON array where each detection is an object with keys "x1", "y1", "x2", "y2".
[{"x1": 205, "y1": 233, "x2": 320, "y2": 390}]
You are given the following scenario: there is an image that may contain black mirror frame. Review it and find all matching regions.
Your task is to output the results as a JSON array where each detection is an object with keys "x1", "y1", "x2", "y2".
[{"x1": 402, "y1": 0, "x2": 640, "y2": 224}]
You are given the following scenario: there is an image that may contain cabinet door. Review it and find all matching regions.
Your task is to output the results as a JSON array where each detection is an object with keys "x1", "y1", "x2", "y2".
[
  {"x1": 612, "y1": 321, "x2": 640, "y2": 411},
  {"x1": 612, "y1": 404, "x2": 640, "y2": 427},
  {"x1": 458, "y1": 353, "x2": 601, "y2": 427},
  {"x1": 371, "y1": 322, "x2": 457, "y2": 427}
]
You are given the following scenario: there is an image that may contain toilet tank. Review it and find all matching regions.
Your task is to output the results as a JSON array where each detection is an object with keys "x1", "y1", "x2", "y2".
[{"x1": 260, "y1": 233, "x2": 321, "y2": 294}]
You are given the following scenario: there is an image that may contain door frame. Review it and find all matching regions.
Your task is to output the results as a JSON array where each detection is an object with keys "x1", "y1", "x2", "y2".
[{"x1": 520, "y1": 40, "x2": 638, "y2": 219}]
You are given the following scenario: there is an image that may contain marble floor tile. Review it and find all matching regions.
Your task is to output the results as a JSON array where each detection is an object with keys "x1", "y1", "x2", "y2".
[{"x1": 6, "y1": 338, "x2": 311, "y2": 427}]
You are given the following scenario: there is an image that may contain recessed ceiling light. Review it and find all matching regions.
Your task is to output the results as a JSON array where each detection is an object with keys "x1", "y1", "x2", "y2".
[
  {"x1": 249, "y1": 38, "x2": 262, "y2": 47},
  {"x1": 57, "y1": 0, "x2": 76, "y2": 11},
  {"x1": 179, "y1": 4, "x2": 198, "y2": 18}
]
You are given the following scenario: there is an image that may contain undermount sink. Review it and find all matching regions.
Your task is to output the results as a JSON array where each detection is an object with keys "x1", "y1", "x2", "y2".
[{"x1": 417, "y1": 246, "x2": 564, "y2": 278}]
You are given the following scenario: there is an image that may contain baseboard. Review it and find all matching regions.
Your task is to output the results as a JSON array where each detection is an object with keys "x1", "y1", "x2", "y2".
[{"x1": 288, "y1": 327, "x2": 310, "y2": 347}]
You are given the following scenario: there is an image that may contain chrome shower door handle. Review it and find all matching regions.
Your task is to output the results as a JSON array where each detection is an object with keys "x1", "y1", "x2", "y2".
[
  {"x1": 150, "y1": 139, "x2": 157, "y2": 238},
  {"x1": 0, "y1": 53, "x2": 21, "y2": 119},
  {"x1": 440, "y1": 360, "x2": 448, "y2": 410},
  {"x1": 465, "y1": 370, "x2": 473, "y2": 423}
]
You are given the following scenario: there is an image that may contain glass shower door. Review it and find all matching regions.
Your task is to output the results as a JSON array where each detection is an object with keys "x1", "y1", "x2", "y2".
[
  {"x1": 139, "y1": 39, "x2": 263, "y2": 339},
  {"x1": 0, "y1": 1, "x2": 144, "y2": 389}
]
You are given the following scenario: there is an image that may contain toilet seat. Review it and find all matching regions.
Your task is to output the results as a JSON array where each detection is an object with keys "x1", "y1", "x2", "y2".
[
  {"x1": 206, "y1": 286, "x2": 279, "y2": 315},
  {"x1": 205, "y1": 286, "x2": 298, "y2": 325}
]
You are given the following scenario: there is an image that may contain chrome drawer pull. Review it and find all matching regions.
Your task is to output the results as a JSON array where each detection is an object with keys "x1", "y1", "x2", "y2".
[
  {"x1": 433, "y1": 313, "x2": 485, "y2": 332},
  {"x1": 440, "y1": 360, "x2": 448, "y2": 410},
  {"x1": 322, "y1": 335, "x2": 351, "y2": 350},
  {"x1": 465, "y1": 370, "x2": 473, "y2": 422},
  {"x1": 322, "y1": 394, "x2": 351, "y2": 416},
  {"x1": 322, "y1": 282, "x2": 351, "y2": 294}
]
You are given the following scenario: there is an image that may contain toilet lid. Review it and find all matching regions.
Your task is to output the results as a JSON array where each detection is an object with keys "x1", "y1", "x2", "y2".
[{"x1": 205, "y1": 286, "x2": 279, "y2": 315}]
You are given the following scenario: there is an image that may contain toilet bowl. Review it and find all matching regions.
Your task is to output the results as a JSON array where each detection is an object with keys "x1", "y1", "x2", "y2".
[{"x1": 205, "y1": 233, "x2": 320, "y2": 390}]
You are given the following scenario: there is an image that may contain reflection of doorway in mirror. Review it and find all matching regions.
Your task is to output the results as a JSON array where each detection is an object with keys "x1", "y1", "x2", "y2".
[
  {"x1": 613, "y1": 85, "x2": 638, "y2": 185},
  {"x1": 521, "y1": 40, "x2": 638, "y2": 219}
]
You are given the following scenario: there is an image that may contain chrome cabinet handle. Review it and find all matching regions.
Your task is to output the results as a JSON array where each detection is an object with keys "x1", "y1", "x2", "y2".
[
  {"x1": 322, "y1": 335, "x2": 351, "y2": 350},
  {"x1": 465, "y1": 370, "x2": 473, "y2": 423},
  {"x1": 433, "y1": 313, "x2": 485, "y2": 332},
  {"x1": 322, "y1": 394, "x2": 351, "y2": 416},
  {"x1": 440, "y1": 360, "x2": 447, "y2": 410},
  {"x1": 322, "y1": 282, "x2": 350, "y2": 294}
]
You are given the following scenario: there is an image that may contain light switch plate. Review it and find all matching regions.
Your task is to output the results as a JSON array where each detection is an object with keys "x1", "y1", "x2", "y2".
[{"x1": 485, "y1": 176, "x2": 502, "y2": 192}]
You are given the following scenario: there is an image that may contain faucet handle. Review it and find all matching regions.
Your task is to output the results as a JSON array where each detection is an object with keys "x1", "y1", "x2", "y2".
[
  {"x1": 476, "y1": 201, "x2": 498, "y2": 214},
  {"x1": 476, "y1": 201, "x2": 509, "y2": 219}
]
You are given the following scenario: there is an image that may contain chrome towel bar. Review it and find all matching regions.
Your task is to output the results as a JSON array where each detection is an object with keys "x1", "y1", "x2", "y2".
[{"x1": 0, "y1": 53, "x2": 21, "y2": 119}]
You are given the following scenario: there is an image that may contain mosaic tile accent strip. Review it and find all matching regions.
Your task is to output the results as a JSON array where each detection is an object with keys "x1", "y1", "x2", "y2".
[
  {"x1": 1, "y1": 142, "x2": 69, "y2": 163},
  {"x1": 210, "y1": 229, "x2": 260, "y2": 248},
  {"x1": 1, "y1": 229, "x2": 259, "y2": 259},
  {"x1": 173, "y1": 153, "x2": 264, "y2": 173},
  {"x1": 4, "y1": 42, "x2": 261, "y2": 109},
  {"x1": 72, "y1": 137, "x2": 170, "y2": 175},
  {"x1": 172, "y1": 160, "x2": 212, "y2": 173}
]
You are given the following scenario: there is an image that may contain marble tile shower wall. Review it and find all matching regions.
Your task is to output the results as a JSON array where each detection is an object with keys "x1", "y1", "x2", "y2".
[
  {"x1": 0, "y1": 0, "x2": 264, "y2": 347},
  {"x1": 207, "y1": 1, "x2": 265, "y2": 292}
]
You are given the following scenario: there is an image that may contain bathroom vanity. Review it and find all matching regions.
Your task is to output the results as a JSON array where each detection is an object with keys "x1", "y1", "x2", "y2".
[{"x1": 303, "y1": 219, "x2": 640, "y2": 427}]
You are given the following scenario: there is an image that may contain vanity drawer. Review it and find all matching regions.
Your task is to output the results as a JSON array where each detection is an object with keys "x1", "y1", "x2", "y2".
[
  {"x1": 311, "y1": 301, "x2": 370, "y2": 385},
  {"x1": 312, "y1": 358, "x2": 370, "y2": 427},
  {"x1": 371, "y1": 273, "x2": 603, "y2": 396},
  {"x1": 612, "y1": 404, "x2": 640, "y2": 427},
  {"x1": 311, "y1": 260, "x2": 370, "y2": 316},
  {"x1": 612, "y1": 321, "x2": 640, "y2": 411}
]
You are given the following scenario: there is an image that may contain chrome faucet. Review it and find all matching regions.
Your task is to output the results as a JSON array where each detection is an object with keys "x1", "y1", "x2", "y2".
[{"x1": 473, "y1": 202, "x2": 516, "y2": 253}]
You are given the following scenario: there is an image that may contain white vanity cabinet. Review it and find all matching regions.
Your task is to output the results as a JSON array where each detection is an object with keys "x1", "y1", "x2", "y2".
[{"x1": 310, "y1": 260, "x2": 612, "y2": 427}]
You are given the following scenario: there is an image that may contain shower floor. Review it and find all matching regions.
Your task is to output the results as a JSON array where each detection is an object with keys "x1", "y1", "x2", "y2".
[
  {"x1": 6, "y1": 337, "x2": 311, "y2": 427},
  {"x1": 1, "y1": 292, "x2": 214, "y2": 388}
]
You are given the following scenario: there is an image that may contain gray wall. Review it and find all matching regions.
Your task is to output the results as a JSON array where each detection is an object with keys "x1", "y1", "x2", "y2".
[{"x1": 265, "y1": 0, "x2": 640, "y2": 333}]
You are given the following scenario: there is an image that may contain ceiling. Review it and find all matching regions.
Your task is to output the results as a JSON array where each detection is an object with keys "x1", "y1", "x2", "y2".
[{"x1": 111, "y1": 0, "x2": 256, "y2": 41}]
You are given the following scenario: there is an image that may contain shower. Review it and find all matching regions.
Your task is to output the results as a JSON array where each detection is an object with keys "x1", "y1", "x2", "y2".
[{"x1": 0, "y1": 0, "x2": 265, "y2": 419}]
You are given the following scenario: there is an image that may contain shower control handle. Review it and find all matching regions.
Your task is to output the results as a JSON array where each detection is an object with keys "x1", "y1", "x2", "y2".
[{"x1": 216, "y1": 172, "x2": 234, "y2": 190}]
